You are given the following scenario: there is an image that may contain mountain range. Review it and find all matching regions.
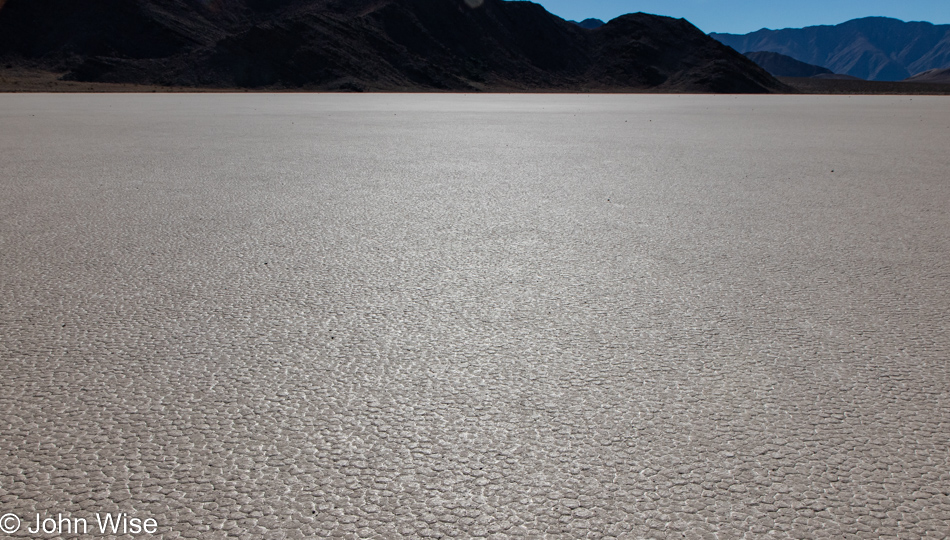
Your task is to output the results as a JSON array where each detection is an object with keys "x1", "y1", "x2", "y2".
[
  {"x1": 711, "y1": 17, "x2": 950, "y2": 81},
  {"x1": 0, "y1": 0, "x2": 785, "y2": 92}
]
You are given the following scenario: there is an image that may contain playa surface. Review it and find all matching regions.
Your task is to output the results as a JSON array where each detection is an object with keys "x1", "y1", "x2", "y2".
[{"x1": 1, "y1": 94, "x2": 949, "y2": 538}]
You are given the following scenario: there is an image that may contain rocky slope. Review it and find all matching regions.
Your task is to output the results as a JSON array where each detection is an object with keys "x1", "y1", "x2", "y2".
[
  {"x1": 0, "y1": 0, "x2": 787, "y2": 92},
  {"x1": 905, "y1": 67, "x2": 950, "y2": 84},
  {"x1": 744, "y1": 51, "x2": 833, "y2": 78}
]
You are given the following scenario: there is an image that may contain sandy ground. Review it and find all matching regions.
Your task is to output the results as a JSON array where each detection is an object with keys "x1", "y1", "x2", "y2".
[{"x1": 1, "y1": 94, "x2": 949, "y2": 538}]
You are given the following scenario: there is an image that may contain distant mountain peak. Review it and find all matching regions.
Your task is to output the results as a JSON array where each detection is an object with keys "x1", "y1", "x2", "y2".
[
  {"x1": 570, "y1": 18, "x2": 605, "y2": 29},
  {"x1": 731, "y1": 16, "x2": 931, "y2": 35}
]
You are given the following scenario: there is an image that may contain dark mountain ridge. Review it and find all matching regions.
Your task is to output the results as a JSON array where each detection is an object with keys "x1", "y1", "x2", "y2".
[
  {"x1": 0, "y1": 0, "x2": 787, "y2": 92},
  {"x1": 711, "y1": 17, "x2": 950, "y2": 81}
]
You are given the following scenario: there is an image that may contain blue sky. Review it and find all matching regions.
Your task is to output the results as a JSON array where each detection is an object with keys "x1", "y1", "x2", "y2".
[{"x1": 528, "y1": 0, "x2": 950, "y2": 34}]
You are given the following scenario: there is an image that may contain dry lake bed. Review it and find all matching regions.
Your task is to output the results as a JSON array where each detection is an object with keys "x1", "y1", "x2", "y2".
[{"x1": 1, "y1": 94, "x2": 949, "y2": 539}]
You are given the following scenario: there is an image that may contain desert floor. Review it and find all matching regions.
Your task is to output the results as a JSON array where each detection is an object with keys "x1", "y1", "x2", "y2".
[{"x1": 1, "y1": 94, "x2": 949, "y2": 539}]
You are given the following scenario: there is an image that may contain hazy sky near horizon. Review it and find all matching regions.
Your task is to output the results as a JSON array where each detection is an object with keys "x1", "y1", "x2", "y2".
[{"x1": 528, "y1": 0, "x2": 950, "y2": 34}]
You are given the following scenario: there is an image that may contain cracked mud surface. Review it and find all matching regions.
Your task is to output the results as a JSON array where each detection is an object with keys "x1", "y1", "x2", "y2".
[{"x1": 1, "y1": 94, "x2": 949, "y2": 539}]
